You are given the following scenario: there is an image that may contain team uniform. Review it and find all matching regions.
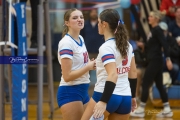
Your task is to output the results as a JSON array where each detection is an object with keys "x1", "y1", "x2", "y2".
[
  {"x1": 57, "y1": 34, "x2": 90, "y2": 107},
  {"x1": 92, "y1": 38, "x2": 134, "y2": 114}
]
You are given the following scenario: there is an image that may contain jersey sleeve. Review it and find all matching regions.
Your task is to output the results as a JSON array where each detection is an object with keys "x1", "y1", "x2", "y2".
[
  {"x1": 58, "y1": 40, "x2": 73, "y2": 59},
  {"x1": 99, "y1": 45, "x2": 115, "y2": 66}
]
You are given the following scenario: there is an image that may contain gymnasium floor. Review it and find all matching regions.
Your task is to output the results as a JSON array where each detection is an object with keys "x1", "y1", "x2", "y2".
[{"x1": 4, "y1": 82, "x2": 180, "y2": 120}]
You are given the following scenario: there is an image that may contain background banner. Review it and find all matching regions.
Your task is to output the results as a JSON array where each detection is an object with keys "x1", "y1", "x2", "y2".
[{"x1": 11, "y1": 2, "x2": 28, "y2": 120}]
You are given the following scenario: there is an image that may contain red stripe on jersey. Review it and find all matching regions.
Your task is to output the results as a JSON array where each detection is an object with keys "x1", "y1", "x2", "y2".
[
  {"x1": 101, "y1": 54, "x2": 115, "y2": 62},
  {"x1": 59, "y1": 49, "x2": 73, "y2": 56}
]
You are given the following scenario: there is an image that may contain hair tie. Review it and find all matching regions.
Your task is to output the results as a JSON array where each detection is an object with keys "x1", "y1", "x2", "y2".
[
  {"x1": 114, "y1": 19, "x2": 124, "y2": 34},
  {"x1": 119, "y1": 19, "x2": 124, "y2": 24}
]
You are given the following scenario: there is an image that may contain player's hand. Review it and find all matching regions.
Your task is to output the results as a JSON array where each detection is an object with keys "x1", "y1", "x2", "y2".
[
  {"x1": 91, "y1": 58, "x2": 96, "y2": 70},
  {"x1": 93, "y1": 101, "x2": 106, "y2": 119},
  {"x1": 88, "y1": 59, "x2": 96, "y2": 70},
  {"x1": 131, "y1": 98, "x2": 137, "y2": 112}
]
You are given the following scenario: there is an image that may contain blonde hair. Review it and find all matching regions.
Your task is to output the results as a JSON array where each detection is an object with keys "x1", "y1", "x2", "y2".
[{"x1": 150, "y1": 10, "x2": 164, "y2": 21}]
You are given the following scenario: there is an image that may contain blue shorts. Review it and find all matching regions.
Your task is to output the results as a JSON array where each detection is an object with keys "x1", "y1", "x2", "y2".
[
  {"x1": 57, "y1": 84, "x2": 90, "y2": 107},
  {"x1": 92, "y1": 91, "x2": 131, "y2": 114}
]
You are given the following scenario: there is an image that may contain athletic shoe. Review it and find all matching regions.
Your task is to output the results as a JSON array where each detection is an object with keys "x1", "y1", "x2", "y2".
[
  {"x1": 156, "y1": 110, "x2": 173, "y2": 118},
  {"x1": 130, "y1": 109, "x2": 145, "y2": 118}
]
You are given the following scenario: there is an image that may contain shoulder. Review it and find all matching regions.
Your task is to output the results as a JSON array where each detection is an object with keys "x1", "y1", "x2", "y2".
[
  {"x1": 58, "y1": 35, "x2": 72, "y2": 47},
  {"x1": 99, "y1": 41, "x2": 115, "y2": 52},
  {"x1": 154, "y1": 26, "x2": 162, "y2": 30},
  {"x1": 152, "y1": 26, "x2": 163, "y2": 34}
]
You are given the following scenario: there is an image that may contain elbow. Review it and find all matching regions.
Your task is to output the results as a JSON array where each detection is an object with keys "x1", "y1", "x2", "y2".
[
  {"x1": 63, "y1": 76, "x2": 71, "y2": 82},
  {"x1": 64, "y1": 79, "x2": 70, "y2": 82}
]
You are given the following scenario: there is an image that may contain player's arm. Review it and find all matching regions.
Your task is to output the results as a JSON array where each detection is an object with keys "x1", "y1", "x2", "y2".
[
  {"x1": 128, "y1": 57, "x2": 137, "y2": 98},
  {"x1": 99, "y1": 47, "x2": 117, "y2": 103},
  {"x1": 104, "y1": 62, "x2": 118, "y2": 84},
  {"x1": 93, "y1": 61, "x2": 117, "y2": 118},
  {"x1": 61, "y1": 58, "x2": 95, "y2": 82},
  {"x1": 59, "y1": 41, "x2": 95, "y2": 82}
]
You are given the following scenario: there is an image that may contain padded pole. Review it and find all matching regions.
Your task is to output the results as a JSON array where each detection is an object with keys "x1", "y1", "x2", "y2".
[
  {"x1": 0, "y1": 0, "x2": 5, "y2": 119},
  {"x1": 37, "y1": 0, "x2": 44, "y2": 119}
]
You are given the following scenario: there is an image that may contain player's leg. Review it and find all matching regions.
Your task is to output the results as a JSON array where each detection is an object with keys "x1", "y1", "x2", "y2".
[
  {"x1": 61, "y1": 101, "x2": 84, "y2": 120},
  {"x1": 81, "y1": 98, "x2": 97, "y2": 120},
  {"x1": 108, "y1": 113, "x2": 130, "y2": 120},
  {"x1": 57, "y1": 84, "x2": 90, "y2": 120},
  {"x1": 81, "y1": 98, "x2": 110, "y2": 120}
]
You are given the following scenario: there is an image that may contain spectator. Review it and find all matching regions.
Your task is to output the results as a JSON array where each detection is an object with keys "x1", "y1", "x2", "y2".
[
  {"x1": 159, "y1": 22, "x2": 180, "y2": 85},
  {"x1": 80, "y1": 9, "x2": 104, "y2": 59},
  {"x1": 169, "y1": 7, "x2": 180, "y2": 46},
  {"x1": 130, "y1": 10, "x2": 173, "y2": 118},
  {"x1": 160, "y1": 0, "x2": 180, "y2": 24}
]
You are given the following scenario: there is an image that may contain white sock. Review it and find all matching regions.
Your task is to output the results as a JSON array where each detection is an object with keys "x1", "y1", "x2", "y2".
[
  {"x1": 163, "y1": 102, "x2": 171, "y2": 112},
  {"x1": 137, "y1": 102, "x2": 146, "y2": 112}
]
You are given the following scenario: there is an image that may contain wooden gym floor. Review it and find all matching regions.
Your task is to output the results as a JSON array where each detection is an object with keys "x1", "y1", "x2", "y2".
[{"x1": 4, "y1": 82, "x2": 180, "y2": 120}]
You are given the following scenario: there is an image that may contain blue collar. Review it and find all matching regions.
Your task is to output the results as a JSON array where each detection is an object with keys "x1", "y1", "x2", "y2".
[
  {"x1": 66, "y1": 34, "x2": 83, "y2": 46},
  {"x1": 105, "y1": 38, "x2": 115, "y2": 42}
]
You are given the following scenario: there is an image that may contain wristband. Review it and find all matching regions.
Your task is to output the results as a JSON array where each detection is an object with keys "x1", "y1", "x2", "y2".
[
  {"x1": 100, "y1": 81, "x2": 116, "y2": 103},
  {"x1": 128, "y1": 78, "x2": 137, "y2": 98}
]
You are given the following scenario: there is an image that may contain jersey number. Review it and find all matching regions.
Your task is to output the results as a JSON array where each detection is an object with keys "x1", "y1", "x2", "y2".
[{"x1": 83, "y1": 52, "x2": 88, "y2": 63}]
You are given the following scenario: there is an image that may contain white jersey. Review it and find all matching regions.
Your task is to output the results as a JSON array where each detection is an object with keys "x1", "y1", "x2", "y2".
[
  {"x1": 94, "y1": 38, "x2": 134, "y2": 96},
  {"x1": 57, "y1": 34, "x2": 90, "y2": 86}
]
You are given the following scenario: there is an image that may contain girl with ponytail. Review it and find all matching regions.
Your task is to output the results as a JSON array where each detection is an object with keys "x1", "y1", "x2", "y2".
[{"x1": 81, "y1": 9, "x2": 137, "y2": 120}]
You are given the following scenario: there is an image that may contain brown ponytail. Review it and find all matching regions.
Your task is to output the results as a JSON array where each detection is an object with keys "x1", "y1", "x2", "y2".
[
  {"x1": 114, "y1": 24, "x2": 129, "y2": 58},
  {"x1": 99, "y1": 9, "x2": 129, "y2": 58}
]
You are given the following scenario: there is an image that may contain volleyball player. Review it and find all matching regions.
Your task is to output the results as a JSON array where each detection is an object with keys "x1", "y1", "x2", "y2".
[
  {"x1": 81, "y1": 9, "x2": 137, "y2": 120},
  {"x1": 57, "y1": 8, "x2": 96, "y2": 120}
]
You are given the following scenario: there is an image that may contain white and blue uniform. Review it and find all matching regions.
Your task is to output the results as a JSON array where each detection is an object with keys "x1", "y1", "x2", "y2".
[
  {"x1": 57, "y1": 34, "x2": 90, "y2": 107},
  {"x1": 92, "y1": 38, "x2": 134, "y2": 114}
]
